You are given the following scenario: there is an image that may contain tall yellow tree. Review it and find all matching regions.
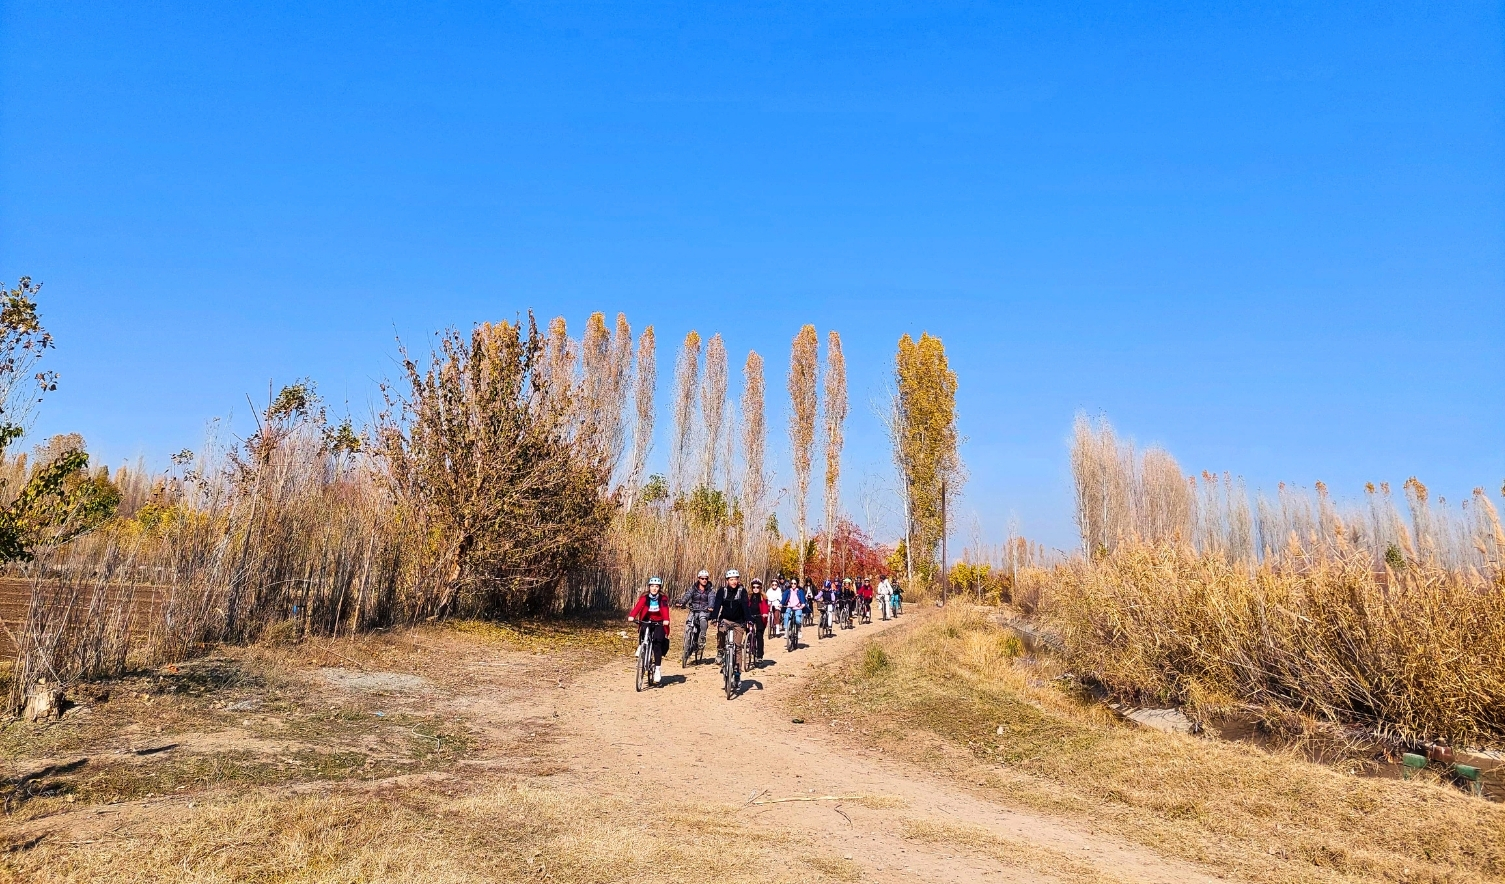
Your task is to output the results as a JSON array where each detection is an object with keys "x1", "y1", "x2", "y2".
[
  {"x1": 788, "y1": 325, "x2": 819, "y2": 581},
  {"x1": 893, "y1": 332, "x2": 960, "y2": 591},
  {"x1": 822, "y1": 330, "x2": 847, "y2": 579}
]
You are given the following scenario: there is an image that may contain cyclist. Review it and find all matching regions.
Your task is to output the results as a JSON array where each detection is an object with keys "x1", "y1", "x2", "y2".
[
  {"x1": 857, "y1": 578, "x2": 874, "y2": 622},
  {"x1": 814, "y1": 581, "x2": 837, "y2": 637},
  {"x1": 891, "y1": 581, "x2": 904, "y2": 615},
  {"x1": 766, "y1": 578, "x2": 783, "y2": 638},
  {"x1": 839, "y1": 578, "x2": 857, "y2": 627},
  {"x1": 781, "y1": 579, "x2": 807, "y2": 639},
  {"x1": 711, "y1": 569, "x2": 749, "y2": 664},
  {"x1": 627, "y1": 576, "x2": 671, "y2": 685},
  {"x1": 747, "y1": 578, "x2": 770, "y2": 662},
  {"x1": 674, "y1": 569, "x2": 716, "y2": 661},
  {"x1": 876, "y1": 576, "x2": 893, "y2": 620}
]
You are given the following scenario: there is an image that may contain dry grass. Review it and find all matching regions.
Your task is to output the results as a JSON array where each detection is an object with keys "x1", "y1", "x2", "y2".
[
  {"x1": 901, "y1": 820, "x2": 1118, "y2": 884},
  {"x1": 2, "y1": 781, "x2": 849, "y2": 884},
  {"x1": 801, "y1": 607, "x2": 1505, "y2": 884}
]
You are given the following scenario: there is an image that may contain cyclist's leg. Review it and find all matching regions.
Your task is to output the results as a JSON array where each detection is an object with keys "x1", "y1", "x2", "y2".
[{"x1": 652, "y1": 622, "x2": 668, "y2": 665}]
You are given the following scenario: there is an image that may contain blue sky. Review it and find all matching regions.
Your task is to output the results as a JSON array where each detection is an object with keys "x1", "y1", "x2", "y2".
[{"x1": 2, "y1": 1, "x2": 1502, "y2": 549}]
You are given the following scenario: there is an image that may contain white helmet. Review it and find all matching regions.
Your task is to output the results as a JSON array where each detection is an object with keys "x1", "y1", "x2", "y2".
[
  {"x1": 725, "y1": 569, "x2": 740, "y2": 579},
  {"x1": 697, "y1": 569, "x2": 711, "y2": 579}
]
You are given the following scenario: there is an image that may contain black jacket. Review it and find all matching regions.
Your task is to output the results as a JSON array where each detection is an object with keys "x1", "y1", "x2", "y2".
[
  {"x1": 676, "y1": 582, "x2": 716, "y2": 613},
  {"x1": 711, "y1": 585, "x2": 750, "y2": 623}
]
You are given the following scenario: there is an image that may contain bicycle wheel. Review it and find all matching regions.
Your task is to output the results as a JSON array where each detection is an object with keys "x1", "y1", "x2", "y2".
[
  {"x1": 681, "y1": 622, "x2": 694, "y2": 667},
  {"x1": 635, "y1": 641, "x2": 649, "y2": 692},
  {"x1": 723, "y1": 647, "x2": 736, "y2": 699}
]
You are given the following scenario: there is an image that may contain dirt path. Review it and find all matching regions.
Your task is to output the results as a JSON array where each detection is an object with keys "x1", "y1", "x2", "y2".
[{"x1": 553, "y1": 611, "x2": 1222, "y2": 884}]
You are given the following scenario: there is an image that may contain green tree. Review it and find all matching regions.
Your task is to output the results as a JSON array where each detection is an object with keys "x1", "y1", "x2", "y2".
[{"x1": 0, "y1": 280, "x2": 118, "y2": 561}]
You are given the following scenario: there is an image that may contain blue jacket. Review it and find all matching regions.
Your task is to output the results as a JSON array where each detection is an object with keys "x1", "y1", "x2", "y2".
[{"x1": 781, "y1": 587, "x2": 806, "y2": 609}]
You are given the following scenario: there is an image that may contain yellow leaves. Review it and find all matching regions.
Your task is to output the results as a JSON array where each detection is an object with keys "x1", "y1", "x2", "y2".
[{"x1": 894, "y1": 332, "x2": 960, "y2": 573}]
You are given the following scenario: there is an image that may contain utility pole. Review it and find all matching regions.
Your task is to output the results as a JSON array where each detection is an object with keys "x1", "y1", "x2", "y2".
[{"x1": 940, "y1": 478, "x2": 949, "y2": 605}]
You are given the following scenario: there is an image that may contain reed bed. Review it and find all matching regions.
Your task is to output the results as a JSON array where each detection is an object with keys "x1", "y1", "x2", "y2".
[{"x1": 1047, "y1": 415, "x2": 1505, "y2": 744}]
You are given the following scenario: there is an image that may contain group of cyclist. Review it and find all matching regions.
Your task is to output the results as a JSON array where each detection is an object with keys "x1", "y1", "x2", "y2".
[{"x1": 628, "y1": 567, "x2": 904, "y2": 687}]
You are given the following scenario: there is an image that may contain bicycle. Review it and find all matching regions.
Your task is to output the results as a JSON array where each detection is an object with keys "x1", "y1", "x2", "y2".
[
  {"x1": 819, "y1": 605, "x2": 834, "y2": 639},
  {"x1": 633, "y1": 621, "x2": 657, "y2": 692},
  {"x1": 681, "y1": 611, "x2": 707, "y2": 667},
  {"x1": 785, "y1": 615, "x2": 801, "y2": 652},
  {"x1": 719, "y1": 622, "x2": 743, "y2": 699},
  {"x1": 859, "y1": 599, "x2": 872, "y2": 625},
  {"x1": 747, "y1": 620, "x2": 764, "y2": 666}
]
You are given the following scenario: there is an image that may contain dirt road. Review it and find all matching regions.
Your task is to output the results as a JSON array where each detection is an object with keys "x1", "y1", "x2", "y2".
[{"x1": 554, "y1": 612, "x2": 1220, "y2": 884}]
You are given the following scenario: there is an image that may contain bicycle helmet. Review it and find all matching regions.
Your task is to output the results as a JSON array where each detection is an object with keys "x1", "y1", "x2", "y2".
[
  {"x1": 750, "y1": 577, "x2": 762, "y2": 587},
  {"x1": 697, "y1": 569, "x2": 711, "y2": 579},
  {"x1": 647, "y1": 576, "x2": 663, "y2": 587},
  {"x1": 725, "y1": 569, "x2": 740, "y2": 579}
]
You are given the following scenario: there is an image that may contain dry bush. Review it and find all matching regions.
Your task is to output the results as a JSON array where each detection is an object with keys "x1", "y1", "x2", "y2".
[{"x1": 382, "y1": 320, "x2": 614, "y2": 617}]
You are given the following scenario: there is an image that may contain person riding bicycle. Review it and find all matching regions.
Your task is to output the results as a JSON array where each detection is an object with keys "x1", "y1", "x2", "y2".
[
  {"x1": 891, "y1": 581, "x2": 904, "y2": 615},
  {"x1": 628, "y1": 576, "x2": 671, "y2": 685},
  {"x1": 766, "y1": 578, "x2": 783, "y2": 638},
  {"x1": 839, "y1": 578, "x2": 857, "y2": 623},
  {"x1": 711, "y1": 569, "x2": 749, "y2": 664},
  {"x1": 747, "y1": 578, "x2": 770, "y2": 661},
  {"x1": 780, "y1": 579, "x2": 807, "y2": 636},
  {"x1": 876, "y1": 576, "x2": 893, "y2": 620},
  {"x1": 813, "y1": 581, "x2": 837, "y2": 635},
  {"x1": 674, "y1": 569, "x2": 716, "y2": 659},
  {"x1": 857, "y1": 579, "x2": 874, "y2": 620}
]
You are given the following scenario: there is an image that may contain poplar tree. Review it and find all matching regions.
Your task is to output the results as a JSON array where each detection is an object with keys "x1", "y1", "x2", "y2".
[
  {"x1": 788, "y1": 325, "x2": 819, "y2": 581},
  {"x1": 625, "y1": 326, "x2": 656, "y2": 505},
  {"x1": 893, "y1": 332, "x2": 960, "y2": 589},
  {"x1": 700, "y1": 333, "x2": 728, "y2": 491},
  {"x1": 822, "y1": 330, "x2": 847, "y2": 579},
  {"x1": 740, "y1": 350, "x2": 767, "y2": 541},
  {"x1": 670, "y1": 331, "x2": 701, "y2": 495}
]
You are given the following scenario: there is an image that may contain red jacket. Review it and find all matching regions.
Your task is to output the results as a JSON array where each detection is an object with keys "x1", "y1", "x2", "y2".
[
  {"x1": 748, "y1": 593, "x2": 770, "y2": 620},
  {"x1": 630, "y1": 592, "x2": 672, "y2": 626}
]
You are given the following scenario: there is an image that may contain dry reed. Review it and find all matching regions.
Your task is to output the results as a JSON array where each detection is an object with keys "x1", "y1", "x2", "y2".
[{"x1": 1058, "y1": 414, "x2": 1505, "y2": 742}]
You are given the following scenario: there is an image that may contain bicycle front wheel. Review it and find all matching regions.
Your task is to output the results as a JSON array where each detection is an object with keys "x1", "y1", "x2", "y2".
[{"x1": 635, "y1": 643, "x2": 649, "y2": 692}]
